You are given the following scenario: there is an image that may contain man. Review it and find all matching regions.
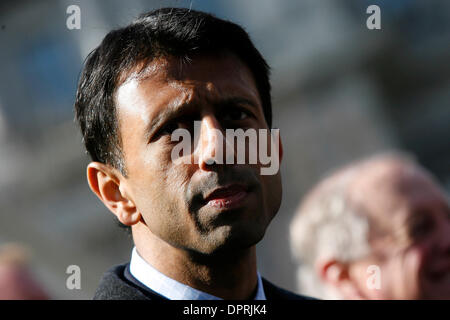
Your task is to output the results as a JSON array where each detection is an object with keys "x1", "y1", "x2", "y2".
[
  {"x1": 75, "y1": 8, "x2": 310, "y2": 300},
  {"x1": 290, "y1": 153, "x2": 450, "y2": 299}
]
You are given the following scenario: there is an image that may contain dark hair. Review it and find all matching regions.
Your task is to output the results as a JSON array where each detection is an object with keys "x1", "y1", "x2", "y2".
[{"x1": 75, "y1": 8, "x2": 272, "y2": 231}]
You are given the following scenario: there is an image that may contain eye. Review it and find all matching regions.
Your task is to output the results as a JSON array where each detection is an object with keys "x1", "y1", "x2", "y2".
[
  {"x1": 160, "y1": 122, "x2": 179, "y2": 135},
  {"x1": 154, "y1": 122, "x2": 177, "y2": 137},
  {"x1": 408, "y1": 213, "x2": 435, "y2": 239},
  {"x1": 151, "y1": 116, "x2": 197, "y2": 143},
  {"x1": 222, "y1": 107, "x2": 251, "y2": 121},
  {"x1": 151, "y1": 121, "x2": 181, "y2": 142}
]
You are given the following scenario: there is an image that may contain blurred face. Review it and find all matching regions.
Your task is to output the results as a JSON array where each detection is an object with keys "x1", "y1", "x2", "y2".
[
  {"x1": 0, "y1": 263, "x2": 49, "y2": 300},
  {"x1": 350, "y1": 167, "x2": 450, "y2": 299},
  {"x1": 114, "y1": 53, "x2": 282, "y2": 255}
]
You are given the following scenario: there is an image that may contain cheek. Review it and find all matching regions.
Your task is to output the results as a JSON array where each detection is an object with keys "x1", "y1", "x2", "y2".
[
  {"x1": 129, "y1": 146, "x2": 175, "y2": 210},
  {"x1": 165, "y1": 164, "x2": 194, "y2": 197},
  {"x1": 130, "y1": 151, "x2": 195, "y2": 240},
  {"x1": 382, "y1": 247, "x2": 424, "y2": 299},
  {"x1": 349, "y1": 261, "x2": 383, "y2": 299},
  {"x1": 402, "y1": 247, "x2": 425, "y2": 298},
  {"x1": 259, "y1": 173, "x2": 282, "y2": 217},
  {"x1": 254, "y1": 128, "x2": 282, "y2": 217},
  {"x1": 140, "y1": 148, "x2": 193, "y2": 206}
]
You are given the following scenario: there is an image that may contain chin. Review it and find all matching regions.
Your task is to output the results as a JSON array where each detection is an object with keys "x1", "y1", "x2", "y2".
[{"x1": 199, "y1": 223, "x2": 266, "y2": 255}]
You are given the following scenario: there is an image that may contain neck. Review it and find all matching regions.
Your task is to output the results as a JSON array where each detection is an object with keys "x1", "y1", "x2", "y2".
[{"x1": 133, "y1": 224, "x2": 258, "y2": 300}]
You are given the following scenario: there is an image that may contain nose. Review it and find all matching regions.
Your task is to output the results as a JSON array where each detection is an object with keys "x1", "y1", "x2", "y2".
[{"x1": 195, "y1": 115, "x2": 233, "y2": 171}]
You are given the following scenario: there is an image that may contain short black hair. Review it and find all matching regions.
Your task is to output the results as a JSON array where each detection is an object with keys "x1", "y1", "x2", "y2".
[{"x1": 75, "y1": 7, "x2": 272, "y2": 174}]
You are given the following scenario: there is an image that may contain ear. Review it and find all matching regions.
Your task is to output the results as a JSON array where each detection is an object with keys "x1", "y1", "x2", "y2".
[
  {"x1": 316, "y1": 258, "x2": 366, "y2": 300},
  {"x1": 86, "y1": 162, "x2": 141, "y2": 227}
]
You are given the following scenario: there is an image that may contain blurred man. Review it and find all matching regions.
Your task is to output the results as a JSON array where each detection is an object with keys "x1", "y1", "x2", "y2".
[
  {"x1": 290, "y1": 153, "x2": 450, "y2": 299},
  {"x1": 0, "y1": 243, "x2": 49, "y2": 300},
  {"x1": 75, "y1": 8, "x2": 310, "y2": 300}
]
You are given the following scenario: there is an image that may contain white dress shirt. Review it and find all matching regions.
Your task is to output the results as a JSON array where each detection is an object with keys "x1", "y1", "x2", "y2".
[{"x1": 129, "y1": 247, "x2": 266, "y2": 300}]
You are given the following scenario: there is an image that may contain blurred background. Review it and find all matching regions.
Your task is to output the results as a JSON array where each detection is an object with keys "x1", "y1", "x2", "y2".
[{"x1": 0, "y1": 0, "x2": 449, "y2": 299}]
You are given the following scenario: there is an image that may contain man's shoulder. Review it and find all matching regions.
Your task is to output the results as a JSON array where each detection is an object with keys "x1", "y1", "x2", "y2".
[
  {"x1": 261, "y1": 277, "x2": 316, "y2": 300},
  {"x1": 93, "y1": 263, "x2": 166, "y2": 300}
]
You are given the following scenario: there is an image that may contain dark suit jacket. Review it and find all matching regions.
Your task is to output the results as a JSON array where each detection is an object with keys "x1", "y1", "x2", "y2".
[{"x1": 93, "y1": 263, "x2": 314, "y2": 300}]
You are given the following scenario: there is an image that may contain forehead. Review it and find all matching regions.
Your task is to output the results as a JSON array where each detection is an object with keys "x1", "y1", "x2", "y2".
[
  {"x1": 351, "y1": 163, "x2": 447, "y2": 221},
  {"x1": 114, "y1": 53, "x2": 261, "y2": 125}
]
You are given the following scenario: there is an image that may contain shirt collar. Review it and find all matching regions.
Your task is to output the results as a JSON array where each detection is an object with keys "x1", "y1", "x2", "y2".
[{"x1": 129, "y1": 247, "x2": 266, "y2": 300}]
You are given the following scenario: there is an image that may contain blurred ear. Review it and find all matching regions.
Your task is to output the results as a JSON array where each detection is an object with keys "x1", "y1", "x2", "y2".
[
  {"x1": 316, "y1": 258, "x2": 365, "y2": 300},
  {"x1": 86, "y1": 162, "x2": 141, "y2": 226}
]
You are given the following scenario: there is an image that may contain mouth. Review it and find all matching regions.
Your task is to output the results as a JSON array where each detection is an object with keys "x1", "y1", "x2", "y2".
[{"x1": 203, "y1": 184, "x2": 250, "y2": 210}]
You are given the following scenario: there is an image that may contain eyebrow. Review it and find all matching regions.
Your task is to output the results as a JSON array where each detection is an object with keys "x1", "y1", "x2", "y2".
[
  {"x1": 217, "y1": 97, "x2": 259, "y2": 111},
  {"x1": 144, "y1": 96, "x2": 260, "y2": 141}
]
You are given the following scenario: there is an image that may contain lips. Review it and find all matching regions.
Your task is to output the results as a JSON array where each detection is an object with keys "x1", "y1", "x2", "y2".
[{"x1": 204, "y1": 184, "x2": 249, "y2": 209}]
